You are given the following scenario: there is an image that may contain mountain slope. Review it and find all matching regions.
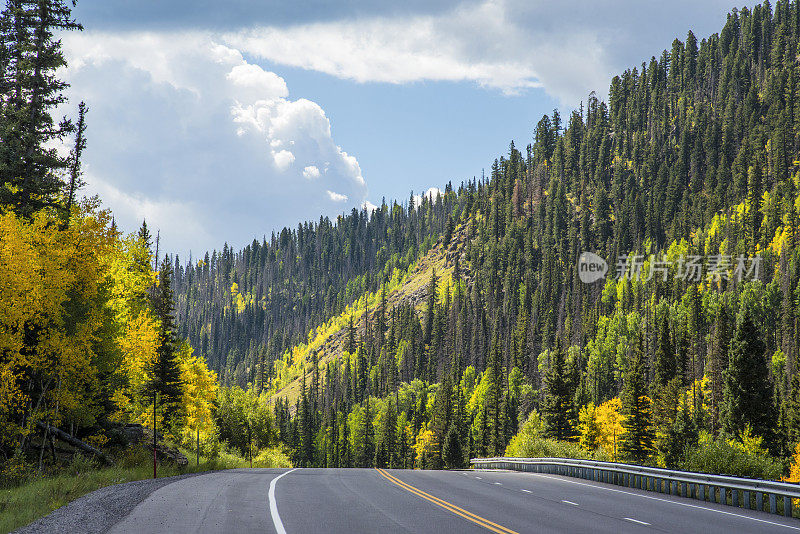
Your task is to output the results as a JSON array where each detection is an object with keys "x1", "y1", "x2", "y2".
[
  {"x1": 178, "y1": 1, "x2": 800, "y2": 474},
  {"x1": 268, "y1": 221, "x2": 472, "y2": 407}
]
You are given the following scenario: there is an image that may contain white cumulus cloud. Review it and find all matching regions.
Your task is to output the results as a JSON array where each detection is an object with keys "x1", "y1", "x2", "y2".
[
  {"x1": 413, "y1": 187, "x2": 443, "y2": 207},
  {"x1": 272, "y1": 149, "x2": 295, "y2": 170},
  {"x1": 303, "y1": 165, "x2": 321, "y2": 179},
  {"x1": 226, "y1": 63, "x2": 288, "y2": 100},
  {"x1": 327, "y1": 190, "x2": 348, "y2": 202},
  {"x1": 60, "y1": 31, "x2": 369, "y2": 255}
]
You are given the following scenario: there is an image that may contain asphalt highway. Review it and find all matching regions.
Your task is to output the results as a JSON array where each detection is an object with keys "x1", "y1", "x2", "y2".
[{"x1": 105, "y1": 467, "x2": 800, "y2": 533}]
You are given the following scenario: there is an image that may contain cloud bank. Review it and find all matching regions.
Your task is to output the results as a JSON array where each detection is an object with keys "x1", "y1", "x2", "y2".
[
  {"x1": 222, "y1": 0, "x2": 741, "y2": 104},
  {"x1": 62, "y1": 32, "x2": 367, "y2": 255},
  {"x1": 61, "y1": 0, "x2": 747, "y2": 255}
]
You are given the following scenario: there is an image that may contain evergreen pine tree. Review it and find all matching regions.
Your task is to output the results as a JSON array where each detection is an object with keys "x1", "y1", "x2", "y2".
[
  {"x1": 358, "y1": 398, "x2": 375, "y2": 467},
  {"x1": 145, "y1": 255, "x2": 183, "y2": 426},
  {"x1": 541, "y1": 340, "x2": 577, "y2": 441},
  {"x1": 443, "y1": 424, "x2": 464, "y2": 469},
  {"x1": 0, "y1": 0, "x2": 82, "y2": 215},
  {"x1": 722, "y1": 298, "x2": 773, "y2": 442},
  {"x1": 620, "y1": 339, "x2": 654, "y2": 462}
]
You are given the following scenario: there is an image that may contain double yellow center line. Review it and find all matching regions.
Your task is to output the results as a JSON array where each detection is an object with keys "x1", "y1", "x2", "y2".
[{"x1": 375, "y1": 468, "x2": 519, "y2": 534}]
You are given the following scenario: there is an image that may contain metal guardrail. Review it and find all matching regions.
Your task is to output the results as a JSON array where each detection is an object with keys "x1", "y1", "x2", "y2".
[{"x1": 470, "y1": 457, "x2": 800, "y2": 518}]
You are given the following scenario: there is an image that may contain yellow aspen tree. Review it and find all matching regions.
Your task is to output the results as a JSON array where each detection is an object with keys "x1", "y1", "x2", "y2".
[{"x1": 594, "y1": 397, "x2": 625, "y2": 461}]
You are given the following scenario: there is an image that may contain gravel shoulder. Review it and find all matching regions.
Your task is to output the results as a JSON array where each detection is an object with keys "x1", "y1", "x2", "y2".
[{"x1": 13, "y1": 471, "x2": 217, "y2": 534}]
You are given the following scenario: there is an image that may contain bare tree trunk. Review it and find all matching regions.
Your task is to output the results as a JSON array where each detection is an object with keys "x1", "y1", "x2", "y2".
[{"x1": 35, "y1": 422, "x2": 114, "y2": 466}]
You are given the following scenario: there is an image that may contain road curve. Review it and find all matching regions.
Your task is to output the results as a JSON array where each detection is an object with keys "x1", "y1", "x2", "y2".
[{"x1": 99, "y1": 467, "x2": 800, "y2": 533}]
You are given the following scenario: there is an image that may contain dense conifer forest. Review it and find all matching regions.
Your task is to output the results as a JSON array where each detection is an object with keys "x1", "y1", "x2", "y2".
[{"x1": 173, "y1": 0, "x2": 800, "y2": 476}]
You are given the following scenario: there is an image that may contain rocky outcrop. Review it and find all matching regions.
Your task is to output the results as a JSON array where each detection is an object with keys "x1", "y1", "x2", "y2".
[{"x1": 129, "y1": 425, "x2": 189, "y2": 467}]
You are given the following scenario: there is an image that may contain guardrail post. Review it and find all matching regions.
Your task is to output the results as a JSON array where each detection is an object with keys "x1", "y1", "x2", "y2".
[
  {"x1": 732, "y1": 489, "x2": 739, "y2": 507},
  {"x1": 756, "y1": 492, "x2": 763, "y2": 511},
  {"x1": 784, "y1": 496, "x2": 792, "y2": 517},
  {"x1": 770, "y1": 493, "x2": 777, "y2": 514},
  {"x1": 743, "y1": 490, "x2": 750, "y2": 509}
]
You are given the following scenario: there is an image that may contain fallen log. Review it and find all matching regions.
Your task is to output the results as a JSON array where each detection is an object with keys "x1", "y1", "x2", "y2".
[{"x1": 35, "y1": 421, "x2": 115, "y2": 466}]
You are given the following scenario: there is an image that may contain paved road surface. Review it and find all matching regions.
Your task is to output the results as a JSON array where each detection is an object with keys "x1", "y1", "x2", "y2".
[{"x1": 106, "y1": 467, "x2": 800, "y2": 533}]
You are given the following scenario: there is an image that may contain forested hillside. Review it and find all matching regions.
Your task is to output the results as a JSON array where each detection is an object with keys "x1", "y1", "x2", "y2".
[
  {"x1": 0, "y1": 0, "x2": 288, "y2": 497},
  {"x1": 176, "y1": 1, "x2": 800, "y2": 477},
  {"x1": 172, "y1": 186, "x2": 465, "y2": 387}
]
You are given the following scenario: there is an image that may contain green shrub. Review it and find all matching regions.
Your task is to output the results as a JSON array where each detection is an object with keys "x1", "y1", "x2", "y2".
[
  {"x1": 680, "y1": 432, "x2": 782, "y2": 480},
  {"x1": 253, "y1": 447, "x2": 292, "y2": 468},
  {"x1": 505, "y1": 411, "x2": 590, "y2": 459},
  {"x1": 505, "y1": 436, "x2": 591, "y2": 459},
  {"x1": 69, "y1": 453, "x2": 97, "y2": 475},
  {"x1": 0, "y1": 453, "x2": 27, "y2": 488}
]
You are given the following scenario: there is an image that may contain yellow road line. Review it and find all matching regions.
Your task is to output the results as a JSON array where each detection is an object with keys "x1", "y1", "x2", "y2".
[{"x1": 375, "y1": 468, "x2": 519, "y2": 534}]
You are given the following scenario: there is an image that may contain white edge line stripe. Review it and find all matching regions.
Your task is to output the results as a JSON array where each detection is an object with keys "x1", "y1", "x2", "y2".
[
  {"x1": 624, "y1": 518, "x2": 650, "y2": 525},
  {"x1": 526, "y1": 473, "x2": 800, "y2": 531},
  {"x1": 269, "y1": 468, "x2": 298, "y2": 534}
]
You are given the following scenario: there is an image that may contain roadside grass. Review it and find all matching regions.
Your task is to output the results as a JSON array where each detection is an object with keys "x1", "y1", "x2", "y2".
[{"x1": 0, "y1": 446, "x2": 291, "y2": 534}]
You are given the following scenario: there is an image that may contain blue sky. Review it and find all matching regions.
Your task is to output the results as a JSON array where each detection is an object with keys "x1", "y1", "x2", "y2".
[{"x1": 61, "y1": 0, "x2": 751, "y2": 257}]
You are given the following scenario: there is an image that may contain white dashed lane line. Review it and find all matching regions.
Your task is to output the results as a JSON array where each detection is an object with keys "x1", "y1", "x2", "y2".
[
  {"x1": 521, "y1": 489, "x2": 531, "y2": 493},
  {"x1": 525, "y1": 472, "x2": 800, "y2": 532},
  {"x1": 624, "y1": 518, "x2": 650, "y2": 526},
  {"x1": 561, "y1": 500, "x2": 579, "y2": 506}
]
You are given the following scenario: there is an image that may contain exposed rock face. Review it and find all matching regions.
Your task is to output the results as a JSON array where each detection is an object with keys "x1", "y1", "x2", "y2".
[
  {"x1": 135, "y1": 426, "x2": 189, "y2": 467},
  {"x1": 121, "y1": 424, "x2": 144, "y2": 444}
]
